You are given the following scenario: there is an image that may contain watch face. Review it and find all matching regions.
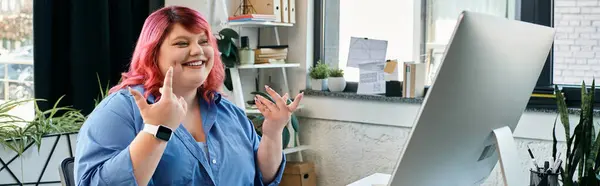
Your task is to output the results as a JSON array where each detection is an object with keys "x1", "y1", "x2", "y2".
[{"x1": 156, "y1": 126, "x2": 172, "y2": 141}]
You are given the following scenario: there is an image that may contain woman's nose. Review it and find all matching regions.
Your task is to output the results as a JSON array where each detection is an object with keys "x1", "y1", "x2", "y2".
[{"x1": 190, "y1": 43, "x2": 204, "y2": 56}]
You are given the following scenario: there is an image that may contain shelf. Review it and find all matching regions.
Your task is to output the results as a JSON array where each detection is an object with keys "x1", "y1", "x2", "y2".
[
  {"x1": 236, "y1": 63, "x2": 300, "y2": 69},
  {"x1": 283, "y1": 145, "x2": 310, "y2": 154},
  {"x1": 246, "y1": 105, "x2": 305, "y2": 114},
  {"x1": 228, "y1": 21, "x2": 293, "y2": 27}
]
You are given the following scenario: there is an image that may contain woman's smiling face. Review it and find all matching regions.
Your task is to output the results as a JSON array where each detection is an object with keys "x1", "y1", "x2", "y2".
[{"x1": 156, "y1": 23, "x2": 215, "y2": 90}]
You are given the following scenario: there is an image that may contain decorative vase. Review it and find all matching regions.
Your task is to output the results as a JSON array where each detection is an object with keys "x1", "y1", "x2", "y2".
[
  {"x1": 311, "y1": 78, "x2": 328, "y2": 91},
  {"x1": 327, "y1": 77, "x2": 346, "y2": 92}
]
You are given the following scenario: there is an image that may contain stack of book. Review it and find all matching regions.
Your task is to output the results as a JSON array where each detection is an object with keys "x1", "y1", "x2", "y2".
[
  {"x1": 527, "y1": 87, "x2": 558, "y2": 109},
  {"x1": 254, "y1": 46, "x2": 288, "y2": 64},
  {"x1": 228, "y1": 14, "x2": 277, "y2": 23}
]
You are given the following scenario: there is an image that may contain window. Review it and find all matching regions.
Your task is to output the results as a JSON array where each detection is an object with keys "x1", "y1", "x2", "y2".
[
  {"x1": 319, "y1": 0, "x2": 414, "y2": 83},
  {"x1": 315, "y1": 0, "x2": 599, "y2": 107},
  {"x1": 316, "y1": 0, "x2": 513, "y2": 88},
  {"x1": 0, "y1": 0, "x2": 34, "y2": 122},
  {"x1": 422, "y1": 0, "x2": 513, "y2": 85}
]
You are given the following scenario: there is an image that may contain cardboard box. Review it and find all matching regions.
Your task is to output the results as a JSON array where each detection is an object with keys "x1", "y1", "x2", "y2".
[
  {"x1": 249, "y1": 0, "x2": 283, "y2": 22},
  {"x1": 280, "y1": 162, "x2": 317, "y2": 186}
]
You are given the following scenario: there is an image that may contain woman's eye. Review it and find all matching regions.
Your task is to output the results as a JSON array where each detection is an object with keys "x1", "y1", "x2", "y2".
[
  {"x1": 175, "y1": 42, "x2": 188, "y2": 47},
  {"x1": 199, "y1": 40, "x2": 209, "y2": 45}
]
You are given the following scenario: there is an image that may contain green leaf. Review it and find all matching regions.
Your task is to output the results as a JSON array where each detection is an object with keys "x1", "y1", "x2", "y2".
[
  {"x1": 219, "y1": 28, "x2": 240, "y2": 39},
  {"x1": 571, "y1": 123, "x2": 583, "y2": 176},
  {"x1": 282, "y1": 127, "x2": 290, "y2": 149},
  {"x1": 291, "y1": 114, "x2": 299, "y2": 132},
  {"x1": 251, "y1": 92, "x2": 274, "y2": 103},
  {"x1": 555, "y1": 85, "x2": 571, "y2": 143},
  {"x1": 224, "y1": 68, "x2": 233, "y2": 91},
  {"x1": 217, "y1": 39, "x2": 231, "y2": 56},
  {"x1": 553, "y1": 116, "x2": 558, "y2": 161},
  {"x1": 221, "y1": 53, "x2": 237, "y2": 68}
]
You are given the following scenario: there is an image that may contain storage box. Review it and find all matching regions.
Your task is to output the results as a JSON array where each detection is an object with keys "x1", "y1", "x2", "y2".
[
  {"x1": 249, "y1": 0, "x2": 283, "y2": 22},
  {"x1": 280, "y1": 161, "x2": 317, "y2": 186}
]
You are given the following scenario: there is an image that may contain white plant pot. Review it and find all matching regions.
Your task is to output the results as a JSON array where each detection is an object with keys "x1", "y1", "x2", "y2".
[
  {"x1": 0, "y1": 133, "x2": 77, "y2": 185},
  {"x1": 239, "y1": 49, "x2": 255, "y2": 65},
  {"x1": 327, "y1": 77, "x2": 346, "y2": 92},
  {"x1": 311, "y1": 79, "x2": 328, "y2": 91}
]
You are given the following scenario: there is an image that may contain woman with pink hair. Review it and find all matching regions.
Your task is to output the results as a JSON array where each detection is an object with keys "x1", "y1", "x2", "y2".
[{"x1": 74, "y1": 6, "x2": 303, "y2": 186}]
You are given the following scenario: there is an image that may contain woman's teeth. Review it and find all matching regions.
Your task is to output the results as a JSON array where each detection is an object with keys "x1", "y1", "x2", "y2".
[{"x1": 184, "y1": 61, "x2": 204, "y2": 66}]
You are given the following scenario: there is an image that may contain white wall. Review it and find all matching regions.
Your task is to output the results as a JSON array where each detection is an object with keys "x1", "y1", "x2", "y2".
[{"x1": 554, "y1": 0, "x2": 600, "y2": 84}]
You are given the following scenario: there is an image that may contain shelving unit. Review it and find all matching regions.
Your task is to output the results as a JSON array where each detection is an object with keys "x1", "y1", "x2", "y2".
[{"x1": 226, "y1": 20, "x2": 308, "y2": 161}]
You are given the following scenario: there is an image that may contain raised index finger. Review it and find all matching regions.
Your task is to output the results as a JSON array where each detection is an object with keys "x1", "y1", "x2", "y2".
[{"x1": 162, "y1": 66, "x2": 174, "y2": 95}]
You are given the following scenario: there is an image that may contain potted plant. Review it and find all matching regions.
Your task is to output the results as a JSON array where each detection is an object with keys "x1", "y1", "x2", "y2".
[
  {"x1": 0, "y1": 96, "x2": 85, "y2": 184},
  {"x1": 552, "y1": 79, "x2": 599, "y2": 186},
  {"x1": 328, "y1": 68, "x2": 345, "y2": 92},
  {"x1": 216, "y1": 28, "x2": 240, "y2": 91},
  {"x1": 309, "y1": 60, "x2": 329, "y2": 91},
  {"x1": 0, "y1": 75, "x2": 110, "y2": 185}
]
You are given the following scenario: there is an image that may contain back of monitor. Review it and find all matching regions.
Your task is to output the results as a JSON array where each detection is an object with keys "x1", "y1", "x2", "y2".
[{"x1": 387, "y1": 11, "x2": 555, "y2": 186}]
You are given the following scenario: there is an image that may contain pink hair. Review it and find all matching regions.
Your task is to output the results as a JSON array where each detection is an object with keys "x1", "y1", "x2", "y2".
[{"x1": 109, "y1": 6, "x2": 224, "y2": 103}]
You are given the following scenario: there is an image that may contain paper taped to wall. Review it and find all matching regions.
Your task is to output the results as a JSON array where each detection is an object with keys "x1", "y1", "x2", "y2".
[{"x1": 347, "y1": 37, "x2": 388, "y2": 68}]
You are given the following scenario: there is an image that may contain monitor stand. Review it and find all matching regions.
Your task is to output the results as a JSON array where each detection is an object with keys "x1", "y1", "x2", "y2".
[{"x1": 492, "y1": 126, "x2": 523, "y2": 186}]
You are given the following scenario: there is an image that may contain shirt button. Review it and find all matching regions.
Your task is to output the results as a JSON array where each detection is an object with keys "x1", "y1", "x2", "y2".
[{"x1": 212, "y1": 159, "x2": 217, "y2": 164}]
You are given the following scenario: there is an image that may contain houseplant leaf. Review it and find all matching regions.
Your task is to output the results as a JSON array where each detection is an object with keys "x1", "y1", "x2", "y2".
[
  {"x1": 251, "y1": 91, "x2": 274, "y2": 103},
  {"x1": 282, "y1": 127, "x2": 290, "y2": 149},
  {"x1": 290, "y1": 114, "x2": 299, "y2": 132},
  {"x1": 224, "y1": 68, "x2": 233, "y2": 91},
  {"x1": 584, "y1": 80, "x2": 596, "y2": 177},
  {"x1": 555, "y1": 84, "x2": 571, "y2": 147},
  {"x1": 218, "y1": 39, "x2": 232, "y2": 56},
  {"x1": 553, "y1": 116, "x2": 558, "y2": 161},
  {"x1": 222, "y1": 53, "x2": 237, "y2": 68},
  {"x1": 219, "y1": 28, "x2": 240, "y2": 39}
]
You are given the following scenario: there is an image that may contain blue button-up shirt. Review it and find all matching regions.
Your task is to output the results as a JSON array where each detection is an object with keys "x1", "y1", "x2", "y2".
[{"x1": 74, "y1": 85, "x2": 285, "y2": 186}]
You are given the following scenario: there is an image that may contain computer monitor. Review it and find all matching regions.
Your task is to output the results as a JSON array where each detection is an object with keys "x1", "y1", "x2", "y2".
[{"x1": 387, "y1": 11, "x2": 555, "y2": 186}]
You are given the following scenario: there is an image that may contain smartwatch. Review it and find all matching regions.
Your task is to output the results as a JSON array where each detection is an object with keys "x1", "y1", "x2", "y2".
[{"x1": 143, "y1": 124, "x2": 173, "y2": 141}]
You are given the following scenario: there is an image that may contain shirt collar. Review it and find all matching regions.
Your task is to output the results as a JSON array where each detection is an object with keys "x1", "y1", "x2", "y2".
[{"x1": 143, "y1": 88, "x2": 222, "y2": 105}]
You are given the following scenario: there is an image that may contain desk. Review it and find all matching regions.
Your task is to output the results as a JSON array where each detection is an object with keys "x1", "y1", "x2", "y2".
[{"x1": 346, "y1": 173, "x2": 391, "y2": 186}]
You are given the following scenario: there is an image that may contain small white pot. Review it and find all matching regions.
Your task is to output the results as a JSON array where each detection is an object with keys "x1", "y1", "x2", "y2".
[
  {"x1": 239, "y1": 49, "x2": 254, "y2": 65},
  {"x1": 311, "y1": 78, "x2": 328, "y2": 91},
  {"x1": 327, "y1": 77, "x2": 346, "y2": 92}
]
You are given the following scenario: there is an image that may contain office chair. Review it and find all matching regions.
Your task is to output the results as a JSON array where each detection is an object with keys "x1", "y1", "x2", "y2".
[{"x1": 59, "y1": 157, "x2": 75, "y2": 186}]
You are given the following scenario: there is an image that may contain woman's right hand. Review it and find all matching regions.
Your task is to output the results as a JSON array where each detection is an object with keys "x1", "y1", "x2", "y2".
[{"x1": 129, "y1": 66, "x2": 187, "y2": 130}]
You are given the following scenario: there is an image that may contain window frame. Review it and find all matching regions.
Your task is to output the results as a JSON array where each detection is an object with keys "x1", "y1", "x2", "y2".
[{"x1": 313, "y1": 0, "x2": 598, "y2": 108}]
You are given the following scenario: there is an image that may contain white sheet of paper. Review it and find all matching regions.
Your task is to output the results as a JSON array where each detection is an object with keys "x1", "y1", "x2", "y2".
[
  {"x1": 347, "y1": 37, "x2": 388, "y2": 68},
  {"x1": 357, "y1": 62, "x2": 386, "y2": 95}
]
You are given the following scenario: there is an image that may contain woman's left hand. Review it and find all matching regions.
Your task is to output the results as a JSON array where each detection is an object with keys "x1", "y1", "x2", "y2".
[{"x1": 255, "y1": 85, "x2": 303, "y2": 138}]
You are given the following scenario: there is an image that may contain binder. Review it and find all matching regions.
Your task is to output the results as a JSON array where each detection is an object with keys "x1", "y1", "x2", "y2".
[
  {"x1": 288, "y1": 0, "x2": 296, "y2": 23},
  {"x1": 402, "y1": 62, "x2": 426, "y2": 98},
  {"x1": 250, "y1": 0, "x2": 282, "y2": 22},
  {"x1": 281, "y1": 0, "x2": 289, "y2": 23}
]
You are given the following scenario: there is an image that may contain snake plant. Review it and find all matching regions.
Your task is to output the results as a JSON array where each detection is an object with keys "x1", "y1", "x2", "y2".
[
  {"x1": 250, "y1": 91, "x2": 300, "y2": 149},
  {"x1": 553, "y1": 79, "x2": 599, "y2": 186}
]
